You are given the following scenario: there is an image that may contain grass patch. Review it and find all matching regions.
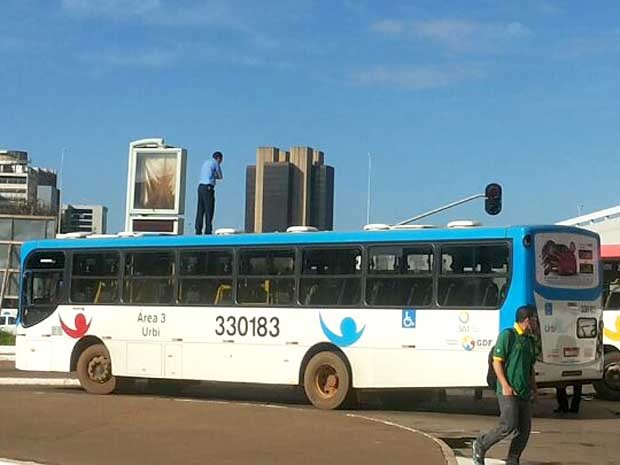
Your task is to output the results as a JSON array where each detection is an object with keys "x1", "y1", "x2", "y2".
[{"x1": 0, "y1": 330, "x2": 16, "y2": 345}]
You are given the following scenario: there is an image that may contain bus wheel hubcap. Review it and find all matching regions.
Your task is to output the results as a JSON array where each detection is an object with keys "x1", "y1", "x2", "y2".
[
  {"x1": 605, "y1": 362, "x2": 620, "y2": 391},
  {"x1": 315, "y1": 365, "x2": 338, "y2": 398},
  {"x1": 88, "y1": 355, "x2": 111, "y2": 383}
]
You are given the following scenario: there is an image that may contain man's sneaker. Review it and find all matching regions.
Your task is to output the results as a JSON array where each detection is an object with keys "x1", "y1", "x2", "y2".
[{"x1": 472, "y1": 439, "x2": 485, "y2": 465}]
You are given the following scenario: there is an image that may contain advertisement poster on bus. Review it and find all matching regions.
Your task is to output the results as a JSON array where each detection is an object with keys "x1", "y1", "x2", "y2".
[{"x1": 535, "y1": 232, "x2": 598, "y2": 289}]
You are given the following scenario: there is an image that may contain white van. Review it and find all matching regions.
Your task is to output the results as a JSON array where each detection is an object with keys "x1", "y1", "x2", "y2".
[{"x1": 0, "y1": 309, "x2": 17, "y2": 335}]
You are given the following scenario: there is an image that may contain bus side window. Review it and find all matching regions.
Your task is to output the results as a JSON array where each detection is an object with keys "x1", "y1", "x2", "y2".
[
  {"x1": 123, "y1": 251, "x2": 175, "y2": 305},
  {"x1": 237, "y1": 249, "x2": 295, "y2": 306},
  {"x1": 71, "y1": 252, "x2": 120, "y2": 304},
  {"x1": 300, "y1": 248, "x2": 361, "y2": 307},
  {"x1": 366, "y1": 246, "x2": 433, "y2": 307},
  {"x1": 179, "y1": 250, "x2": 234, "y2": 305},
  {"x1": 438, "y1": 244, "x2": 508, "y2": 308}
]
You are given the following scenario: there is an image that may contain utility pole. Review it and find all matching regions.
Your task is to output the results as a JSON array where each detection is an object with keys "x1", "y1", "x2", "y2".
[
  {"x1": 366, "y1": 152, "x2": 372, "y2": 224},
  {"x1": 57, "y1": 148, "x2": 66, "y2": 234}
]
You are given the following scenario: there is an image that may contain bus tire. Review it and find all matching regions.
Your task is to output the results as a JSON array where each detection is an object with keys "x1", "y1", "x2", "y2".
[
  {"x1": 594, "y1": 351, "x2": 620, "y2": 401},
  {"x1": 303, "y1": 351, "x2": 352, "y2": 410},
  {"x1": 76, "y1": 344, "x2": 118, "y2": 395}
]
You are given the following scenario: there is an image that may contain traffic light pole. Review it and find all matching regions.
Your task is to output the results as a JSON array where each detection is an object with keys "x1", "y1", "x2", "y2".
[{"x1": 395, "y1": 193, "x2": 486, "y2": 226}]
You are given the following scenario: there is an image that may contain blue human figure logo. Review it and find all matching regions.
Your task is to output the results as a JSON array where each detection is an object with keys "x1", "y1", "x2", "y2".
[{"x1": 319, "y1": 313, "x2": 365, "y2": 347}]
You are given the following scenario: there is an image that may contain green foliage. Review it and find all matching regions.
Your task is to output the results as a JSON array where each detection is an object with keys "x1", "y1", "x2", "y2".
[{"x1": 0, "y1": 330, "x2": 16, "y2": 346}]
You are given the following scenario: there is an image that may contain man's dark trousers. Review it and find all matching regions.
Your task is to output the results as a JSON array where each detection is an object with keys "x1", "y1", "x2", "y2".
[
  {"x1": 195, "y1": 183, "x2": 215, "y2": 235},
  {"x1": 477, "y1": 395, "x2": 532, "y2": 464}
]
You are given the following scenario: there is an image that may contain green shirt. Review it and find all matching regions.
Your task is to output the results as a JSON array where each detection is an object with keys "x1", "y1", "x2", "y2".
[{"x1": 493, "y1": 324, "x2": 537, "y2": 399}]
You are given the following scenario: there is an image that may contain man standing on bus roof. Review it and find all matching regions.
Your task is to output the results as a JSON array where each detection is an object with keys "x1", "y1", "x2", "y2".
[
  {"x1": 195, "y1": 151, "x2": 223, "y2": 235},
  {"x1": 472, "y1": 306, "x2": 538, "y2": 465}
]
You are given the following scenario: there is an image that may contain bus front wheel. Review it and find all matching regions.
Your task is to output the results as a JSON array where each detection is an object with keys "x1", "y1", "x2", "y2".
[
  {"x1": 594, "y1": 352, "x2": 620, "y2": 401},
  {"x1": 76, "y1": 344, "x2": 118, "y2": 395},
  {"x1": 303, "y1": 351, "x2": 353, "y2": 410}
]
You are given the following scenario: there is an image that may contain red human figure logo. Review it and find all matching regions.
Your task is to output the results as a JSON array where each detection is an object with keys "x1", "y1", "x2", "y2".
[{"x1": 60, "y1": 313, "x2": 91, "y2": 339}]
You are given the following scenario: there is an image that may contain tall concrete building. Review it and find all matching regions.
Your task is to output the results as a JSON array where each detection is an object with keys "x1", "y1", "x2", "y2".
[
  {"x1": 61, "y1": 204, "x2": 108, "y2": 234},
  {"x1": 0, "y1": 150, "x2": 59, "y2": 213},
  {"x1": 245, "y1": 146, "x2": 334, "y2": 233}
]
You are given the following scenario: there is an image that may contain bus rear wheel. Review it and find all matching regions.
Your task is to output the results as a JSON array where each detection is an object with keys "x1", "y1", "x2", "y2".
[
  {"x1": 594, "y1": 352, "x2": 620, "y2": 401},
  {"x1": 303, "y1": 351, "x2": 353, "y2": 410},
  {"x1": 77, "y1": 344, "x2": 118, "y2": 395}
]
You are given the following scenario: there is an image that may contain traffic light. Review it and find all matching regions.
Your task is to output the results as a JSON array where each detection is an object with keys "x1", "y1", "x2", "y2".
[{"x1": 485, "y1": 183, "x2": 502, "y2": 215}]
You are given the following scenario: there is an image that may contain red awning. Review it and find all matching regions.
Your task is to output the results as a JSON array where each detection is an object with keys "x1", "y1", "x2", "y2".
[{"x1": 601, "y1": 245, "x2": 620, "y2": 259}]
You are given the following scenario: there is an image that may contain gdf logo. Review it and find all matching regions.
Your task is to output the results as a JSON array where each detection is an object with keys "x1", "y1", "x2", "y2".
[{"x1": 461, "y1": 336, "x2": 476, "y2": 351}]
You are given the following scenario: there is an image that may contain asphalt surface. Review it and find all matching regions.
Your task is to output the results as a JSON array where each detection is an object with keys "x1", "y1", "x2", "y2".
[
  {"x1": 0, "y1": 383, "x2": 447, "y2": 465},
  {"x1": 3, "y1": 359, "x2": 620, "y2": 465}
]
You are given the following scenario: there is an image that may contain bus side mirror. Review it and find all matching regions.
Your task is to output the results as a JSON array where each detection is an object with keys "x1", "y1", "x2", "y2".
[{"x1": 485, "y1": 183, "x2": 502, "y2": 215}]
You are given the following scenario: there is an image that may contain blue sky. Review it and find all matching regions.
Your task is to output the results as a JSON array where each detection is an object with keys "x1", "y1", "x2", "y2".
[{"x1": 2, "y1": 0, "x2": 619, "y2": 233}]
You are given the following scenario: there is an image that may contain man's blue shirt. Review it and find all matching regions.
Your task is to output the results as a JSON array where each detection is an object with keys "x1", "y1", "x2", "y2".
[{"x1": 199, "y1": 159, "x2": 222, "y2": 186}]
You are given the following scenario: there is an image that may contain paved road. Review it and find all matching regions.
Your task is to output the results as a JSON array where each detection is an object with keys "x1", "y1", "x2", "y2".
[
  {"x1": 3, "y1": 359, "x2": 620, "y2": 465},
  {"x1": 362, "y1": 388, "x2": 620, "y2": 465},
  {"x1": 0, "y1": 385, "x2": 447, "y2": 465}
]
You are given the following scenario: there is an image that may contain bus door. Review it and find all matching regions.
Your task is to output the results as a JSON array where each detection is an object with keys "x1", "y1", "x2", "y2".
[{"x1": 17, "y1": 251, "x2": 66, "y2": 370}]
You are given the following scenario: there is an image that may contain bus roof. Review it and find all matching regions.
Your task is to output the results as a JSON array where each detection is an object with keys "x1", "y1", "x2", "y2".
[{"x1": 21, "y1": 224, "x2": 598, "y2": 256}]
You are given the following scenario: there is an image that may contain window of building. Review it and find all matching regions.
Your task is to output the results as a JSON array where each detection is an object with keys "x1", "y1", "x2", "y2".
[
  {"x1": 300, "y1": 248, "x2": 361, "y2": 306},
  {"x1": 178, "y1": 250, "x2": 233, "y2": 305},
  {"x1": 237, "y1": 249, "x2": 295, "y2": 305},
  {"x1": 123, "y1": 251, "x2": 175, "y2": 304},
  {"x1": 437, "y1": 244, "x2": 509, "y2": 308},
  {"x1": 70, "y1": 252, "x2": 120, "y2": 304},
  {"x1": 366, "y1": 246, "x2": 433, "y2": 307}
]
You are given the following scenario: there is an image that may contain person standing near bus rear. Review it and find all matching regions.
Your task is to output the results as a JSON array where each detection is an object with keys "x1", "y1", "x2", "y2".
[
  {"x1": 472, "y1": 306, "x2": 539, "y2": 465},
  {"x1": 195, "y1": 151, "x2": 223, "y2": 235}
]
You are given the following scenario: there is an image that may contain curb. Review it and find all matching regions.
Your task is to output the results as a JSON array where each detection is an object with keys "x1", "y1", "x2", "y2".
[
  {"x1": 0, "y1": 459, "x2": 46, "y2": 465},
  {"x1": 346, "y1": 414, "x2": 458, "y2": 465},
  {"x1": 0, "y1": 346, "x2": 15, "y2": 355},
  {"x1": 0, "y1": 378, "x2": 79, "y2": 386}
]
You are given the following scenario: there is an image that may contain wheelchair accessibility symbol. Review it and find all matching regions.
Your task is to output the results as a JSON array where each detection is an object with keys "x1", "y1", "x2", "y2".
[{"x1": 402, "y1": 309, "x2": 416, "y2": 329}]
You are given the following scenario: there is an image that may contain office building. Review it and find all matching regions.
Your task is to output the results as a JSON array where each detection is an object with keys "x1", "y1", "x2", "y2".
[
  {"x1": 0, "y1": 150, "x2": 59, "y2": 214},
  {"x1": 245, "y1": 146, "x2": 334, "y2": 233},
  {"x1": 61, "y1": 204, "x2": 108, "y2": 234}
]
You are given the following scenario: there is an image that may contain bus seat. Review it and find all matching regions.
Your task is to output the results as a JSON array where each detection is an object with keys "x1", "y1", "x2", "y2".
[
  {"x1": 442, "y1": 282, "x2": 457, "y2": 306},
  {"x1": 482, "y1": 282, "x2": 499, "y2": 307},
  {"x1": 499, "y1": 283, "x2": 508, "y2": 302},
  {"x1": 304, "y1": 284, "x2": 319, "y2": 305},
  {"x1": 368, "y1": 281, "x2": 382, "y2": 305},
  {"x1": 406, "y1": 281, "x2": 432, "y2": 306}
]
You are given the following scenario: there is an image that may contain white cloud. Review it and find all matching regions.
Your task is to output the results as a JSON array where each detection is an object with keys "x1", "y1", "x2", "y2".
[
  {"x1": 540, "y1": 2, "x2": 562, "y2": 15},
  {"x1": 371, "y1": 18, "x2": 532, "y2": 53},
  {"x1": 351, "y1": 64, "x2": 486, "y2": 90},
  {"x1": 80, "y1": 48, "x2": 176, "y2": 68},
  {"x1": 61, "y1": 0, "x2": 162, "y2": 20},
  {"x1": 61, "y1": 0, "x2": 249, "y2": 31},
  {"x1": 557, "y1": 33, "x2": 620, "y2": 59}
]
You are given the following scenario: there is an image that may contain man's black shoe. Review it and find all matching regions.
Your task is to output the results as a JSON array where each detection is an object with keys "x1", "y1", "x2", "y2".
[{"x1": 472, "y1": 439, "x2": 485, "y2": 465}]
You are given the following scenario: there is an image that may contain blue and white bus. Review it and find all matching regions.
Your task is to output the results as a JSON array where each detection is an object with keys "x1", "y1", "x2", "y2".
[{"x1": 15, "y1": 224, "x2": 603, "y2": 409}]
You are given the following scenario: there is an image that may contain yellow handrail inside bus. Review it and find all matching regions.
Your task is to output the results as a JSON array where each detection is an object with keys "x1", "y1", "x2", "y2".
[
  {"x1": 94, "y1": 281, "x2": 104, "y2": 304},
  {"x1": 214, "y1": 284, "x2": 232, "y2": 305}
]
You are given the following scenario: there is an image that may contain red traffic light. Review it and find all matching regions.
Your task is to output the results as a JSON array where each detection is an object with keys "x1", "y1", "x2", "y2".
[{"x1": 485, "y1": 183, "x2": 502, "y2": 215}]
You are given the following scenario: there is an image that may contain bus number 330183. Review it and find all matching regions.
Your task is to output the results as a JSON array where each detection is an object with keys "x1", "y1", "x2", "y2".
[{"x1": 215, "y1": 315, "x2": 280, "y2": 338}]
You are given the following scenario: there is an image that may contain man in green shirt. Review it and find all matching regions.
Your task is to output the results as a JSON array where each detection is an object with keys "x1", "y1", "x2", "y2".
[{"x1": 472, "y1": 306, "x2": 538, "y2": 465}]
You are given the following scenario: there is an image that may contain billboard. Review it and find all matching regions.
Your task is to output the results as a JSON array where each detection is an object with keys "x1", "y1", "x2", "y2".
[{"x1": 125, "y1": 139, "x2": 187, "y2": 234}]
